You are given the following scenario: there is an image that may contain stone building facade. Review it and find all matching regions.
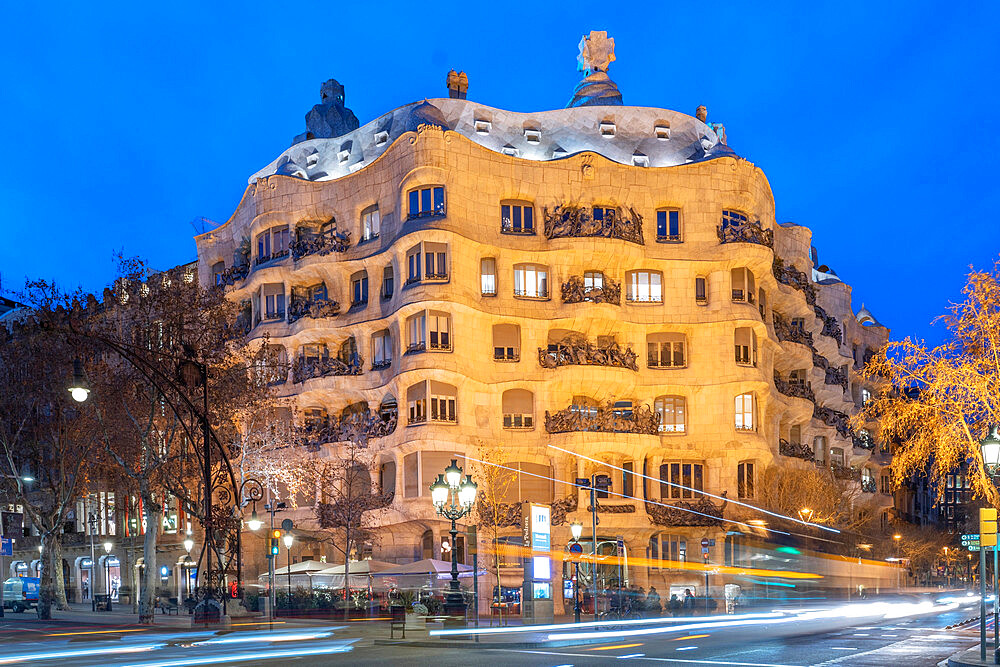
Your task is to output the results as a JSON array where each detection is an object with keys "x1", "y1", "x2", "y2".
[{"x1": 194, "y1": 34, "x2": 893, "y2": 609}]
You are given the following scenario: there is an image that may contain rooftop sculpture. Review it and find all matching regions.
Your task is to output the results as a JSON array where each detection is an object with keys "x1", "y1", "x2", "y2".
[
  {"x1": 567, "y1": 30, "x2": 623, "y2": 107},
  {"x1": 292, "y1": 78, "x2": 360, "y2": 144}
]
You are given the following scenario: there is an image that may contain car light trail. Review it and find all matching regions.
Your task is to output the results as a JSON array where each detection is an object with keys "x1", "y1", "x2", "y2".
[
  {"x1": 119, "y1": 643, "x2": 357, "y2": 667},
  {"x1": 191, "y1": 630, "x2": 334, "y2": 645},
  {"x1": 44, "y1": 628, "x2": 148, "y2": 636},
  {"x1": 0, "y1": 643, "x2": 164, "y2": 664},
  {"x1": 586, "y1": 643, "x2": 644, "y2": 651}
]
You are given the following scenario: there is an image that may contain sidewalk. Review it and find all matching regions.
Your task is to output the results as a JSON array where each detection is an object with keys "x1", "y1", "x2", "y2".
[{"x1": 948, "y1": 645, "x2": 1000, "y2": 666}]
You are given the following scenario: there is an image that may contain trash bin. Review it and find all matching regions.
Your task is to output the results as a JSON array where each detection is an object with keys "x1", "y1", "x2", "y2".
[{"x1": 95, "y1": 594, "x2": 112, "y2": 612}]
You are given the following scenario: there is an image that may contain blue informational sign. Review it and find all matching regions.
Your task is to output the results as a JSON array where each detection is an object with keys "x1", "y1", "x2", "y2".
[
  {"x1": 0, "y1": 537, "x2": 11, "y2": 557},
  {"x1": 531, "y1": 505, "x2": 551, "y2": 552}
]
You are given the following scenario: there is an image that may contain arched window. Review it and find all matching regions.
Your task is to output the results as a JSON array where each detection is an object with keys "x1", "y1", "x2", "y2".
[
  {"x1": 350, "y1": 270, "x2": 369, "y2": 306},
  {"x1": 502, "y1": 389, "x2": 534, "y2": 429},
  {"x1": 735, "y1": 393, "x2": 755, "y2": 431},
  {"x1": 654, "y1": 396, "x2": 686, "y2": 433},
  {"x1": 361, "y1": 205, "x2": 380, "y2": 242},
  {"x1": 407, "y1": 381, "x2": 457, "y2": 424}
]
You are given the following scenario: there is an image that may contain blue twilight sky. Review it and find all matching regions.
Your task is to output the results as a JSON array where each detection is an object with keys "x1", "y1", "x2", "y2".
[{"x1": 1, "y1": 1, "x2": 997, "y2": 344}]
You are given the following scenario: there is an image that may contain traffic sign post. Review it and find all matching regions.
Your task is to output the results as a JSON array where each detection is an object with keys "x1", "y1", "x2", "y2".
[{"x1": 981, "y1": 508, "x2": 998, "y2": 662}]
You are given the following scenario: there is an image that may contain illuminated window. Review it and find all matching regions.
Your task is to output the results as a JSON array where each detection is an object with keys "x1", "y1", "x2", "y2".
[
  {"x1": 481, "y1": 258, "x2": 497, "y2": 296},
  {"x1": 371, "y1": 330, "x2": 392, "y2": 369},
  {"x1": 737, "y1": 462, "x2": 755, "y2": 499},
  {"x1": 647, "y1": 333, "x2": 686, "y2": 369},
  {"x1": 659, "y1": 463, "x2": 703, "y2": 499},
  {"x1": 654, "y1": 395, "x2": 686, "y2": 433},
  {"x1": 514, "y1": 263, "x2": 549, "y2": 299},
  {"x1": 626, "y1": 270, "x2": 663, "y2": 303},
  {"x1": 735, "y1": 393, "x2": 755, "y2": 431}
]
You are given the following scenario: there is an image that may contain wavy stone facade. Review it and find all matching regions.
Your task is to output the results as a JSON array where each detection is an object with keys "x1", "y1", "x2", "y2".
[{"x1": 195, "y1": 88, "x2": 892, "y2": 605}]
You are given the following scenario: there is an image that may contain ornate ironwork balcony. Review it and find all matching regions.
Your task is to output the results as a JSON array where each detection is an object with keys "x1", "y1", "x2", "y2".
[
  {"x1": 545, "y1": 403, "x2": 658, "y2": 435},
  {"x1": 813, "y1": 304, "x2": 843, "y2": 344},
  {"x1": 853, "y1": 432, "x2": 875, "y2": 450},
  {"x1": 538, "y1": 341, "x2": 638, "y2": 371},
  {"x1": 287, "y1": 297, "x2": 340, "y2": 324},
  {"x1": 779, "y1": 438, "x2": 814, "y2": 460},
  {"x1": 292, "y1": 355, "x2": 363, "y2": 383},
  {"x1": 290, "y1": 229, "x2": 351, "y2": 260},
  {"x1": 299, "y1": 409, "x2": 397, "y2": 450},
  {"x1": 586, "y1": 502, "x2": 636, "y2": 513},
  {"x1": 371, "y1": 359, "x2": 392, "y2": 370},
  {"x1": 813, "y1": 404, "x2": 850, "y2": 437},
  {"x1": 253, "y1": 249, "x2": 290, "y2": 268},
  {"x1": 543, "y1": 205, "x2": 645, "y2": 245},
  {"x1": 772, "y1": 257, "x2": 817, "y2": 305},
  {"x1": 861, "y1": 479, "x2": 877, "y2": 493},
  {"x1": 812, "y1": 351, "x2": 849, "y2": 391},
  {"x1": 773, "y1": 312, "x2": 814, "y2": 346},
  {"x1": 217, "y1": 263, "x2": 250, "y2": 288},
  {"x1": 830, "y1": 463, "x2": 861, "y2": 481},
  {"x1": 561, "y1": 275, "x2": 621, "y2": 305},
  {"x1": 716, "y1": 220, "x2": 774, "y2": 248},
  {"x1": 645, "y1": 496, "x2": 726, "y2": 527},
  {"x1": 774, "y1": 373, "x2": 815, "y2": 401}
]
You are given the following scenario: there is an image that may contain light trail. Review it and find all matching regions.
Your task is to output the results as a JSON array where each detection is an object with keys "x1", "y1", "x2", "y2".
[
  {"x1": 44, "y1": 628, "x2": 148, "y2": 636},
  {"x1": 587, "y1": 643, "x2": 645, "y2": 651},
  {"x1": 0, "y1": 643, "x2": 164, "y2": 665},
  {"x1": 190, "y1": 630, "x2": 335, "y2": 645},
  {"x1": 431, "y1": 611, "x2": 787, "y2": 636},
  {"x1": 118, "y1": 642, "x2": 357, "y2": 667},
  {"x1": 548, "y1": 444, "x2": 841, "y2": 533}
]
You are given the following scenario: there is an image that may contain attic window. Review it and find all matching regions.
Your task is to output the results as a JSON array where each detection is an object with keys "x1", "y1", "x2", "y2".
[
  {"x1": 349, "y1": 162, "x2": 364, "y2": 173},
  {"x1": 599, "y1": 122, "x2": 616, "y2": 137},
  {"x1": 524, "y1": 129, "x2": 541, "y2": 144},
  {"x1": 338, "y1": 149, "x2": 350, "y2": 164},
  {"x1": 501, "y1": 144, "x2": 520, "y2": 157},
  {"x1": 306, "y1": 153, "x2": 319, "y2": 167},
  {"x1": 374, "y1": 131, "x2": 389, "y2": 146},
  {"x1": 474, "y1": 119, "x2": 492, "y2": 134},
  {"x1": 632, "y1": 153, "x2": 649, "y2": 167},
  {"x1": 654, "y1": 124, "x2": 671, "y2": 140},
  {"x1": 552, "y1": 146, "x2": 567, "y2": 158}
]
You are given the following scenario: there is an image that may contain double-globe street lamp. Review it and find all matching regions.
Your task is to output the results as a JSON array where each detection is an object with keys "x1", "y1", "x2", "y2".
[{"x1": 429, "y1": 460, "x2": 477, "y2": 619}]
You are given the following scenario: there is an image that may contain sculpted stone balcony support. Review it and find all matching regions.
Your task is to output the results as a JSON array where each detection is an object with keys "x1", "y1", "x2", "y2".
[
  {"x1": 716, "y1": 220, "x2": 774, "y2": 248},
  {"x1": 545, "y1": 403, "x2": 658, "y2": 434},
  {"x1": 772, "y1": 257, "x2": 817, "y2": 306},
  {"x1": 645, "y1": 496, "x2": 726, "y2": 527},
  {"x1": 538, "y1": 340, "x2": 638, "y2": 371},
  {"x1": 287, "y1": 297, "x2": 340, "y2": 324},
  {"x1": 561, "y1": 275, "x2": 621, "y2": 305},
  {"x1": 292, "y1": 354, "x2": 363, "y2": 383},
  {"x1": 779, "y1": 438, "x2": 814, "y2": 460},
  {"x1": 812, "y1": 351, "x2": 848, "y2": 391},
  {"x1": 299, "y1": 409, "x2": 397, "y2": 450},
  {"x1": 813, "y1": 404, "x2": 850, "y2": 438},
  {"x1": 774, "y1": 373, "x2": 815, "y2": 402},
  {"x1": 773, "y1": 312, "x2": 814, "y2": 346},
  {"x1": 543, "y1": 205, "x2": 645, "y2": 245}
]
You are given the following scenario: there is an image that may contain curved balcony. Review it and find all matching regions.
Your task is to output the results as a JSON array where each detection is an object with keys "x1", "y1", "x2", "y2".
[
  {"x1": 538, "y1": 341, "x2": 638, "y2": 371},
  {"x1": 772, "y1": 257, "x2": 817, "y2": 305},
  {"x1": 813, "y1": 404, "x2": 850, "y2": 437},
  {"x1": 774, "y1": 373, "x2": 815, "y2": 402},
  {"x1": 773, "y1": 312, "x2": 814, "y2": 347},
  {"x1": 290, "y1": 229, "x2": 351, "y2": 260},
  {"x1": 645, "y1": 497, "x2": 725, "y2": 527},
  {"x1": 299, "y1": 409, "x2": 397, "y2": 450},
  {"x1": 217, "y1": 263, "x2": 250, "y2": 288},
  {"x1": 287, "y1": 297, "x2": 340, "y2": 324},
  {"x1": 543, "y1": 205, "x2": 645, "y2": 245},
  {"x1": 292, "y1": 355, "x2": 363, "y2": 383},
  {"x1": 813, "y1": 304, "x2": 843, "y2": 344},
  {"x1": 831, "y1": 463, "x2": 861, "y2": 481},
  {"x1": 716, "y1": 220, "x2": 774, "y2": 248},
  {"x1": 812, "y1": 351, "x2": 848, "y2": 391},
  {"x1": 779, "y1": 438, "x2": 814, "y2": 460},
  {"x1": 561, "y1": 275, "x2": 621, "y2": 305},
  {"x1": 544, "y1": 403, "x2": 658, "y2": 435}
]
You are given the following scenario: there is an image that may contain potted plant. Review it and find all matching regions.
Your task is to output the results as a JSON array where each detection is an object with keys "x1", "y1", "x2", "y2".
[{"x1": 408, "y1": 601, "x2": 428, "y2": 629}]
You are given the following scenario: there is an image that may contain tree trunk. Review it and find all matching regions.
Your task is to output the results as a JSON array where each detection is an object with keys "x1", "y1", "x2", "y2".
[
  {"x1": 138, "y1": 489, "x2": 160, "y2": 624},
  {"x1": 49, "y1": 535, "x2": 71, "y2": 610},
  {"x1": 343, "y1": 523, "x2": 351, "y2": 612},
  {"x1": 36, "y1": 532, "x2": 57, "y2": 619}
]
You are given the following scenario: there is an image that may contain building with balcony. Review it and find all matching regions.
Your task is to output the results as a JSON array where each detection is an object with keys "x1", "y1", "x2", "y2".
[{"x1": 195, "y1": 32, "x2": 894, "y2": 608}]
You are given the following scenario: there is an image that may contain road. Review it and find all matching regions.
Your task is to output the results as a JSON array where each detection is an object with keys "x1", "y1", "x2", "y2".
[{"x1": 0, "y1": 598, "x2": 983, "y2": 666}]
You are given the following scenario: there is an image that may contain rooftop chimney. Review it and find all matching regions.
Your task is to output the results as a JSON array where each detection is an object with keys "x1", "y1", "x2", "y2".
[{"x1": 446, "y1": 70, "x2": 469, "y2": 99}]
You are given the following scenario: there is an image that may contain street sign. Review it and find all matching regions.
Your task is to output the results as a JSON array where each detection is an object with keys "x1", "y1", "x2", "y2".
[
  {"x1": 969, "y1": 545, "x2": 982, "y2": 552},
  {"x1": 616, "y1": 538, "x2": 624, "y2": 554},
  {"x1": 962, "y1": 534, "x2": 980, "y2": 541},
  {"x1": 575, "y1": 478, "x2": 591, "y2": 488},
  {"x1": 1, "y1": 512, "x2": 23, "y2": 539},
  {"x1": 280, "y1": 518, "x2": 294, "y2": 531},
  {"x1": 569, "y1": 543, "x2": 583, "y2": 555},
  {"x1": 701, "y1": 538, "x2": 710, "y2": 548},
  {"x1": 0, "y1": 537, "x2": 11, "y2": 557}
]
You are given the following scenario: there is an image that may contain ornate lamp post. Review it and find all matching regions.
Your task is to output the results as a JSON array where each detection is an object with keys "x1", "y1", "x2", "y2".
[
  {"x1": 429, "y1": 460, "x2": 477, "y2": 619},
  {"x1": 569, "y1": 520, "x2": 584, "y2": 623},
  {"x1": 283, "y1": 533, "x2": 294, "y2": 594},
  {"x1": 183, "y1": 532, "x2": 194, "y2": 603},
  {"x1": 103, "y1": 541, "x2": 113, "y2": 602}
]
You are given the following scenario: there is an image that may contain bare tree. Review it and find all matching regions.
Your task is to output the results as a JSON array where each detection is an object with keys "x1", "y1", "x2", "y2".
[{"x1": 469, "y1": 442, "x2": 517, "y2": 620}]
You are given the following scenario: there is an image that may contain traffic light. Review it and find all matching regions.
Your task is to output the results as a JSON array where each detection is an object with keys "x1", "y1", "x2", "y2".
[
  {"x1": 980, "y1": 508, "x2": 997, "y2": 547},
  {"x1": 269, "y1": 529, "x2": 282, "y2": 556}
]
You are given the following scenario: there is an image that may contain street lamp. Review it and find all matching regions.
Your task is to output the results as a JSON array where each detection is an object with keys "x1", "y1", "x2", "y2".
[
  {"x1": 798, "y1": 507, "x2": 814, "y2": 523},
  {"x1": 569, "y1": 520, "x2": 583, "y2": 623},
  {"x1": 183, "y1": 534, "x2": 194, "y2": 601},
  {"x1": 980, "y1": 426, "x2": 1000, "y2": 476},
  {"x1": 246, "y1": 508, "x2": 263, "y2": 532},
  {"x1": 68, "y1": 358, "x2": 91, "y2": 403},
  {"x1": 103, "y1": 542, "x2": 113, "y2": 602},
  {"x1": 893, "y1": 534, "x2": 902, "y2": 589},
  {"x1": 283, "y1": 533, "x2": 294, "y2": 594},
  {"x1": 430, "y1": 461, "x2": 477, "y2": 620}
]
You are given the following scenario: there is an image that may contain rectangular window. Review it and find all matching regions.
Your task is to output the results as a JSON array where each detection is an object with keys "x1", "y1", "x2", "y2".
[
  {"x1": 407, "y1": 249, "x2": 421, "y2": 283},
  {"x1": 583, "y1": 271, "x2": 604, "y2": 297},
  {"x1": 261, "y1": 284, "x2": 285, "y2": 320},
  {"x1": 407, "y1": 313, "x2": 426, "y2": 352},
  {"x1": 424, "y1": 243, "x2": 448, "y2": 279},
  {"x1": 659, "y1": 463, "x2": 704, "y2": 499},
  {"x1": 428, "y1": 312, "x2": 451, "y2": 350},
  {"x1": 656, "y1": 209, "x2": 681, "y2": 242},
  {"x1": 372, "y1": 331, "x2": 392, "y2": 368},
  {"x1": 623, "y1": 461, "x2": 634, "y2": 498},
  {"x1": 514, "y1": 264, "x2": 549, "y2": 299},
  {"x1": 382, "y1": 265, "x2": 394, "y2": 299},
  {"x1": 647, "y1": 336, "x2": 685, "y2": 368},
  {"x1": 695, "y1": 277, "x2": 707, "y2": 304},
  {"x1": 663, "y1": 535, "x2": 686, "y2": 564},
  {"x1": 500, "y1": 203, "x2": 535, "y2": 234},
  {"x1": 627, "y1": 271, "x2": 663, "y2": 303},
  {"x1": 407, "y1": 186, "x2": 445, "y2": 220},
  {"x1": 481, "y1": 258, "x2": 497, "y2": 296},
  {"x1": 738, "y1": 462, "x2": 755, "y2": 499},
  {"x1": 655, "y1": 396, "x2": 686, "y2": 433},
  {"x1": 592, "y1": 206, "x2": 615, "y2": 221},
  {"x1": 351, "y1": 273, "x2": 368, "y2": 305},
  {"x1": 731, "y1": 268, "x2": 756, "y2": 303},
  {"x1": 256, "y1": 232, "x2": 271, "y2": 261},
  {"x1": 362, "y1": 206, "x2": 380, "y2": 241},
  {"x1": 735, "y1": 393, "x2": 754, "y2": 430},
  {"x1": 430, "y1": 394, "x2": 456, "y2": 422},
  {"x1": 734, "y1": 327, "x2": 757, "y2": 366},
  {"x1": 272, "y1": 227, "x2": 290, "y2": 256}
]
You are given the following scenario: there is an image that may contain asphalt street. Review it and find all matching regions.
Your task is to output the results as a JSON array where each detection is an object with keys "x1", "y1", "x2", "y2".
[{"x1": 0, "y1": 600, "x2": 983, "y2": 666}]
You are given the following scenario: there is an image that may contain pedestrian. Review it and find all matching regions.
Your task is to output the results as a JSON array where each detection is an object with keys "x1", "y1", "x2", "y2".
[
  {"x1": 668, "y1": 593, "x2": 681, "y2": 617},
  {"x1": 683, "y1": 588, "x2": 696, "y2": 616},
  {"x1": 646, "y1": 587, "x2": 661, "y2": 617}
]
